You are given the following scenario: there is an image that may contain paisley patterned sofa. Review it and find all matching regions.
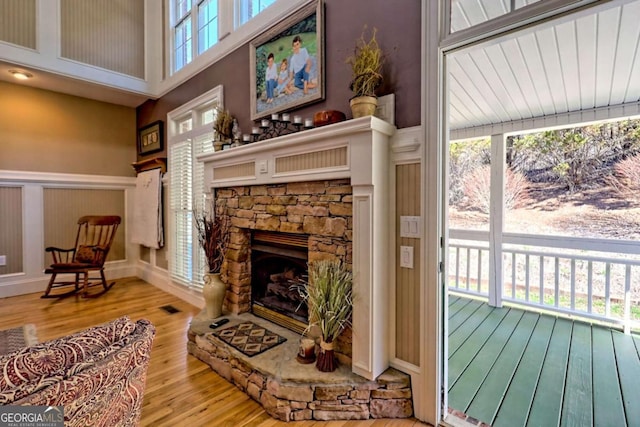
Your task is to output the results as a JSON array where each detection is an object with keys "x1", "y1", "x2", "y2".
[{"x1": 0, "y1": 316, "x2": 155, "y2": 426}]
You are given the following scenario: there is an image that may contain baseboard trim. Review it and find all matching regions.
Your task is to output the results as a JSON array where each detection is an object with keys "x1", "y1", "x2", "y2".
[
  {"x1": 0, "y1": 264, "x2": 137, "y2": 298},
  {"x1": 136, "y1": 263, "x2": 204, "y2": 309}
]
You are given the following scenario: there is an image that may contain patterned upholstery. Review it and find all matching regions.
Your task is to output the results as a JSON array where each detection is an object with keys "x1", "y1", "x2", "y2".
[{"x1": 0, "y1": 316, "x2": 155, "y2": 427}]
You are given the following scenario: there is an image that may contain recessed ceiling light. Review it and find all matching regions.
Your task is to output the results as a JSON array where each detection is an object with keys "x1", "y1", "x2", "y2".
[{"x1": 8, "y1": 69, "x2": 33, "y2": 80}]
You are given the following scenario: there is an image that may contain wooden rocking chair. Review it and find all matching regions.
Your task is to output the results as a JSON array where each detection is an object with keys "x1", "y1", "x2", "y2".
[{"x1": 43, "y1": 215, "x2": 121, "y2": 298}]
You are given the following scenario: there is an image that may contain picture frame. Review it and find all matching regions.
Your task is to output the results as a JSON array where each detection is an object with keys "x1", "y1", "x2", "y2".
[
  {"x1": 138, "y1": 120, "x2": 164, "y2": 156},
  {"x1": 250, "y1": 0, "x2": 324, "y2": 121}
]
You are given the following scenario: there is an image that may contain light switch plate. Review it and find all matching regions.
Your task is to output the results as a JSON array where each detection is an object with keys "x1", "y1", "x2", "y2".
[
  {"x1": 0, "y1": 255, "x2": 6, "y2": 266},
  {"x1": 400, "y1": 216, "x2": 420, "y2": 238},
  {"x1": 400, "y1": 246, "x2": 413, "y2": 269}
]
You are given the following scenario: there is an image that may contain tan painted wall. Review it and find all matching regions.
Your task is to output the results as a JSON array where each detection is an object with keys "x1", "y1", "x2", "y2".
[
  {"x1": 0, "y1": 81, "x2": 136, "y2": 176},
  {"x1": 396, "y1": 163, "x2": 421, "y2": 365}
]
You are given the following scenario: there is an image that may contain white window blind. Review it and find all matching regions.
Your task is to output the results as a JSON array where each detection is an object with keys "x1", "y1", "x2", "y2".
[{"x1": 168, "y1": 86, "x2": 222, "y2": 289}]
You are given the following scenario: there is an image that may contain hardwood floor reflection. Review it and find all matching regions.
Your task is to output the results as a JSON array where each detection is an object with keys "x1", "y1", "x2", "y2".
[{"x1": 0, "y1": 278, "x2": 429, "y2": 426}]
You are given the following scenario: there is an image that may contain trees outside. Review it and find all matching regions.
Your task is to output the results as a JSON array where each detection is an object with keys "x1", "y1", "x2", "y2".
[{"x1": 449, "y1": 118, "x2": 640, "y2": 239}]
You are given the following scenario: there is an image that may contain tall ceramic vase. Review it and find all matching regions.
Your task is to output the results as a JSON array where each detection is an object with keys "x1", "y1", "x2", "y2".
[{"x1": 203, "y1": 272, "x2": 225, "y2": 319}]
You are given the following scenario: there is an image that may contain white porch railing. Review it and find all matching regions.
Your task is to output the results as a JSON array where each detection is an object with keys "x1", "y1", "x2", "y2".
[{"x1": 449, "y1": 229, "x2": 640, "y2": 333}]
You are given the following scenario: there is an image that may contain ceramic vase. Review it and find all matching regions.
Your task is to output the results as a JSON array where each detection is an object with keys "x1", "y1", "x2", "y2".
[{"x1": 203, "y1": 272, "x2": 225, "y2": 318}]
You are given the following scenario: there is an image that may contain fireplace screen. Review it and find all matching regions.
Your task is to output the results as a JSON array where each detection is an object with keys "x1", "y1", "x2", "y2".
[{"x1": 251, "y1": 231, "x2": 309, "y2": 330}]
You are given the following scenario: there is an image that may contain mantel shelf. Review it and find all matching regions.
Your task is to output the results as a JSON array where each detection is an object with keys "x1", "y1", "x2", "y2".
[{"x1": 132, "y1": 157, "x2": 167, "y2": 174}]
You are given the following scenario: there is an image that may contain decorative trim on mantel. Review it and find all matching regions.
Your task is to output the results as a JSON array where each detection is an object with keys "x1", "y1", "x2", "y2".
[
  {"x1": 199, "y1": 115, "x2": 396, "y2": 381},
  {"x1": 198, "y1": 116, "x2": 396, "y2": 188}
]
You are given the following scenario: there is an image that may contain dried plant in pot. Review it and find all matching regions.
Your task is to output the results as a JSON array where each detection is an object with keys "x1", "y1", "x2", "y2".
[
  {"x1": 213, "y1": 108, "x2": 234, "y2": 151},
  {"x1": 194, "y1": 206, "x2": 230, "y2": 319},
  {"x1": 346, "y1": 26, "x2": 384, "y2": 118},
  {"x1": 297, "y1": 259, "x2": 353, "y2": 372}
]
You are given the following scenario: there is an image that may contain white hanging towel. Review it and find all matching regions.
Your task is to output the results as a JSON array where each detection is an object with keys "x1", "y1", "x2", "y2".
[{"x1": 132, "y1": 168, "x2": 164, "y2": 249}]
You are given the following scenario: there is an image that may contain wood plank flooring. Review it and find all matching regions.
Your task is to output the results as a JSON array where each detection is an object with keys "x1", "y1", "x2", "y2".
[
  {"x1": 0, "y1": 278, "x2": 428, "y2": 427},
  {"x1": 448, "y1": 295, "x2": 640, "y2": 427}
]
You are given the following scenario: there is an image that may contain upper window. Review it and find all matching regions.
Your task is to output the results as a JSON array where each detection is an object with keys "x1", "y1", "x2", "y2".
[
  {"x1": 236, "y1": 0, "x2": 276, "y2": 27},
  {"x1": 170, "y1": 0, "x2": 275, "y2": 73}
]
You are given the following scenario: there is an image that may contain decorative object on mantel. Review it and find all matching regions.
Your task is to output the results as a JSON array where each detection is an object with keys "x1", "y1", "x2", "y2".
[
  {"x1": 137, "y1": 120, "x2": 164, "y2": 155},
  {"x1": 249, "y1": 0, "x2": 324, "y2": 121},
  {"x1": 195, "y1": 195, "x2": 230, "y2": 319},
  {"x1": 295, "y1": 259, "x2": 353, "y2": 372},
  {"x1": 313, "y1": 110, "x2": 346, "y2": 127},
  {"x1": 347, "y1": 26, "x2": 384, "y2": 118},
  {"x1": 248, "y1": 112, "x2": 314, "y2": 142},
  {"x1": 213, "y1": 108, "x2": 235, "y2": 152}
]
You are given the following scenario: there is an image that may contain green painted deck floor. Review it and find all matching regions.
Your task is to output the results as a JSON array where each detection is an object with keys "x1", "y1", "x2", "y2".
[{"x1": 448, "y1": 295, "x2": 640, "y2": 427}]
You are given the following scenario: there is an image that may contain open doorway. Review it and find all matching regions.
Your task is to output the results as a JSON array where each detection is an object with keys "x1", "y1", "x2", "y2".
[{"x1": 442, "y1": 1, "x2": 640, "y2": 425}]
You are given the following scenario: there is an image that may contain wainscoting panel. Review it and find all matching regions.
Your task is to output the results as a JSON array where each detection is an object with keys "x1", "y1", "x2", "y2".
[
  {"x1": 43, "y1": 188, "x2": 126, "y2": 267},
  {"x1": 0, "y1": 186, "x2": 23, "y2": 275},
  {"x1": 0, "y1": 0, "x2": 35, "y2": 49},
  {"x1": 275, "y1": 146, "x2": 348, "y2": 173},
  {"x1": 60, "y1": 0, "x2": 144, "y2": 78},
  {"x1": 395, "y1": 163, "x2": 421, "y2": 365}
]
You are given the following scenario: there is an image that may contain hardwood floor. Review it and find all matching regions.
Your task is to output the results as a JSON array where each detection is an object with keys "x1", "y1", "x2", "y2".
[{"x1": 0, "y1": 278, "x2": 428, "y2": 426}]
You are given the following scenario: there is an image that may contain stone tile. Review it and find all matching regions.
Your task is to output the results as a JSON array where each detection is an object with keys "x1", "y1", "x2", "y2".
[
  {"x1": 370, "y1": 398, "x2": 413, "y2": 418},
  {"x1": 315, "y1": 385, "x2": 353, "y2": 400}
]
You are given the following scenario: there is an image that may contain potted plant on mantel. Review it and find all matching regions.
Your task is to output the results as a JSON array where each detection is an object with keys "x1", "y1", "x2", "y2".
[
  {"x1": 297, "y1": 259, "x2": 353, "y2": 372},
  {"x1": 346, "y1": 25, "x2": 384, "y2": 118},
  {"x1": 213, "y1": 107, "x2": 234, "y2": 151},
  {"x1": 195, "y1": 205, "x2": 230, "y2": 319}
]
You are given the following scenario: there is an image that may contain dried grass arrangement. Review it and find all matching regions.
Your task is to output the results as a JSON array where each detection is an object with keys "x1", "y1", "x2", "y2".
[
  {"x1": 297, "y1": 259, "x2": 353, "y2": 372},
  {"x1": 194, "y1": 210, "x2": 229, "y2": 273},
  {"x1": 346, "y1": 26, "x2": 383, "y2": 98},
  {"x1": 214, "y1": 108, "x2": 234, "y2": 141}
]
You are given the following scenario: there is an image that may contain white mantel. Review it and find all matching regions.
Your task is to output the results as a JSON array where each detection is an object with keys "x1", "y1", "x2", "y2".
[{"x1": 199, "y1": 116, "x2": 396, "y2": 380}]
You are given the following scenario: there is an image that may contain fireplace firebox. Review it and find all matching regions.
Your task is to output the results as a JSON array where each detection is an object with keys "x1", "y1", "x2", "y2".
[{"x1": 251, "y1": 231, "x2": 309, "y2": 334}]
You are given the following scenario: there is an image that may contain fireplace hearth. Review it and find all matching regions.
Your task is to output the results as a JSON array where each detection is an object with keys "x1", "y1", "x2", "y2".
[{"x1": 251, "y1": 231, "x2": 309, "y2": 333}]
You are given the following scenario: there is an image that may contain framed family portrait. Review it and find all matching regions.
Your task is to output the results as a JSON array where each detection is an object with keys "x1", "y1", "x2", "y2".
[
  {"x1": 250, "y1": 0, "x2": 324, "y2": 120},
  {"x1": 138, "y1": 120, "x2": 164, "y2": 156}
]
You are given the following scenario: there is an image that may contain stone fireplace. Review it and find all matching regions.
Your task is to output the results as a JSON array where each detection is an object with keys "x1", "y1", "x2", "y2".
[
  {"x1": 188, "y1": 117, "x2": 416, "y2": 421},
  {"x1": 200, "y1": 116, "x2": 395, "y2": 381},
  {"x1": 215, "y1": 178, "x2": 354, "y2": 359}
]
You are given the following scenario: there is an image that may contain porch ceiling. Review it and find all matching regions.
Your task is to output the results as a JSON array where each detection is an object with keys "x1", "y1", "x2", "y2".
[{"x1": 449, "y1": 0, "x2": 640, "y2": 134}]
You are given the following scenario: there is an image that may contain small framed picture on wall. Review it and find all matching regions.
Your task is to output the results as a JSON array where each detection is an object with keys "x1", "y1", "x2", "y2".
[{"x1": 138, "y1": 121, "x2": 164, "y2": 155}]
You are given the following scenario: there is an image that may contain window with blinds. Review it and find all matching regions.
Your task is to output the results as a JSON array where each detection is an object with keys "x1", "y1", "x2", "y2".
[{"x1": 167, "y1": 86, "x2": 221, "y2": 289}]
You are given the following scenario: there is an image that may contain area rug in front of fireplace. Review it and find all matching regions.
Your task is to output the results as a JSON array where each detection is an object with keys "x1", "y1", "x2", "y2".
[
  {"x1": 213, "y1": 321, "x2": 286, "y2": 357},
  {"x1": 0, "y1": 324, "x2": 38, "y2": 356}
]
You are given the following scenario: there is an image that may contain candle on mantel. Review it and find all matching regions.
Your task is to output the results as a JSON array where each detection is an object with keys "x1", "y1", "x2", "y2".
[
  {"x1": 281, "y1": 113, "x2": 290, "y2": 122},
  {"x1": 304, "y1": 118, "x2": 313, "y2": 128},
  {"x1": 261, "y1": 119, "x2": 270, "y2": 128},
  {"x1": 252, "y1": 126, "x2": 260, "y2": 134},
  {"x1": 271, "y1": 113, "x2": 279, "y2": 121},
  {"x1": 293, "y1": 115, "x2": 302, "y2": 124},
  {"x1": 243, "y1": 134, "x2": 251, "y2": 142}
]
